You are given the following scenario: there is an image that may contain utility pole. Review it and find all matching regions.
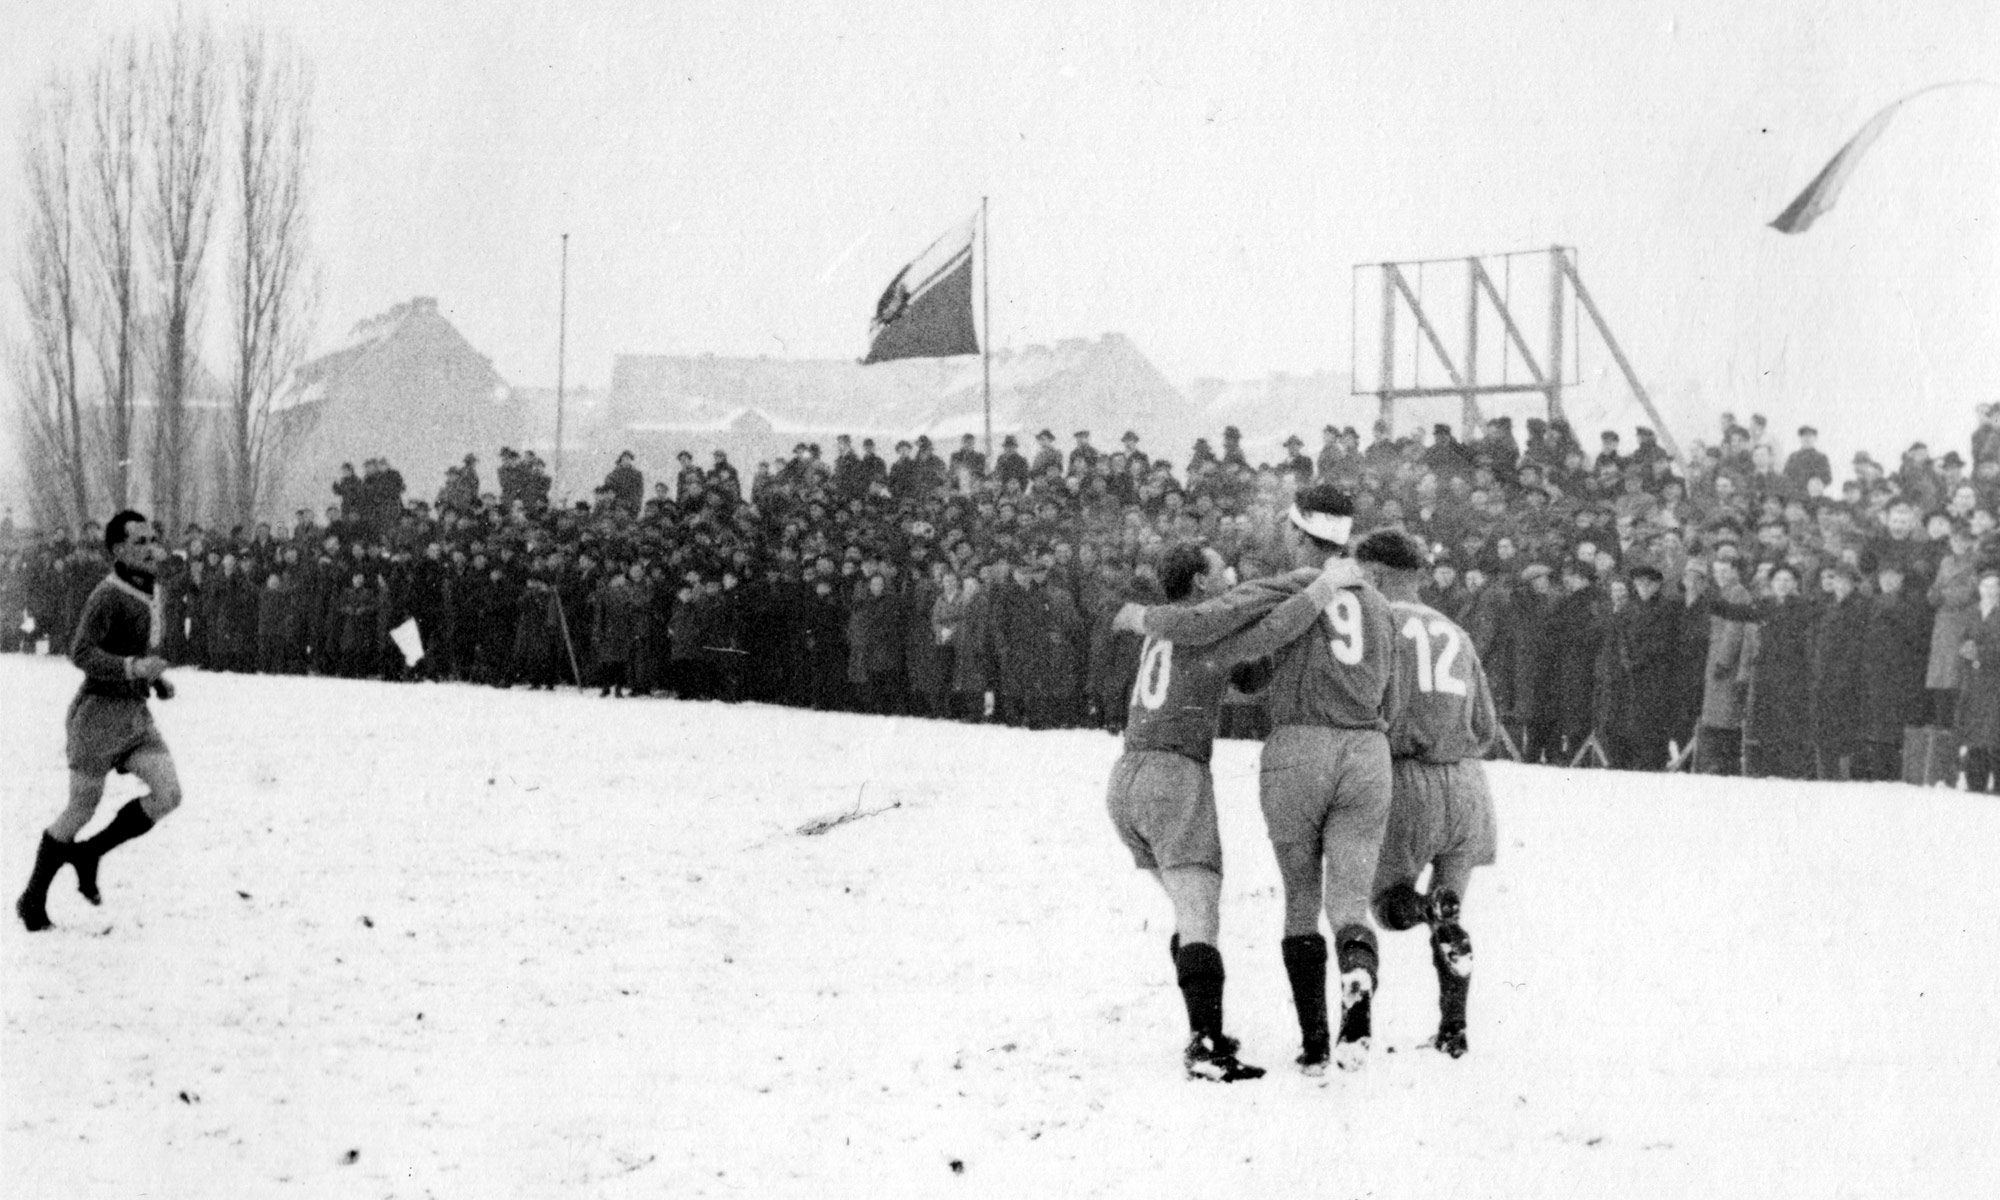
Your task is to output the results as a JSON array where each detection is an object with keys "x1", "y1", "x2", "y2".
[{"x1": 555, "y1": 232, "x2": 569, "y2": 495}]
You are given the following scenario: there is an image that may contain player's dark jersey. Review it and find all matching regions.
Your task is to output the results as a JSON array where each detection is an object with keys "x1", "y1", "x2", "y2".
[
  {"x1": 1124, "y1": 576, "x2": 1340, "y2": 763},
  {"x1": 70, "y1": 572, "x2": 157, "y2": 701},
  {"x1": 1385, "y1": 598, "x2": 1496, "y2": 763},
  {"x1": 1145, "y1": 569, "x2": 1402, "y2": 733}
]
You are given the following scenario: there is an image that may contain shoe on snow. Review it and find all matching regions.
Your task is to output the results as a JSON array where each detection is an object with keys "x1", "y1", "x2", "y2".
[
  {"x1": 1431, "y1": 1022, "x2": 1469, "y2": 1059},
  {"x1": 1334, "y1": 967, "x2": 1374, "y2": 1071},
  {"x1": 1185, "y1": 1033, "x2": 1266, "y2": 1083}
]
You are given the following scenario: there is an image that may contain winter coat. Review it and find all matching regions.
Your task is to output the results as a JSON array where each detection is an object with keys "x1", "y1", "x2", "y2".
[
  {"x1": 846, "y1": 590, "x2": 906, "y2": 683},
  {"x1": 1811, "y1": 593, "x2": 1871, "y2": 750},
  {"x1": 1860, "y1": 590, "x2": 1933, "y2": 742},
  {"x1": 1604, "y1": 594, "x2": 1682, "y2": 746},
  {"x1": 1957, "y1": 606, "x2": 2000, "y2": 751},
  {"x1": 952, "y1": 590, "x2": 996, "y2": 694},
  {"x1": 1736, "y1": 596, "x2": 1817, "y2": 747},
  {"x1": 1545, "y1": 587, "x2": 1603, "y2": 736},
  {"x1": 1699, "y1": 586, "x2": 1754, "y2": 730},
  {"x1": 1926, "y1": 554, "x2": 1978, "y2": 689},
  {"x1": 904, "y1": 579, "x2": 947, "y2": 698}
]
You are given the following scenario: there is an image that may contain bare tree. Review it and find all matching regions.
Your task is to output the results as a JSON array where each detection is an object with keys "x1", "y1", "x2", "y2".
[
  {"x1": 8, "y1": 74, "x2": 93, "y2": 531},
  {"x1": 141, "y1": 10, "x2": 220, "y2": 537},
  {"x1": 82, "y1": 34, "x2": 144, "y2": 511},
  {"x1": 220, "y1": 26, "x2": 317, "y2": 529}
]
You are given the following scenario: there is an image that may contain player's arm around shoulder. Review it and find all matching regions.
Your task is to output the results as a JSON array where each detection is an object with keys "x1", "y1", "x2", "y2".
[
  {"x1": 1128, "y1": 566, "x2": 1328, "y2": 647},
  {"x1": 1207, "y1": 569, "x2": 1352, "y2": 666}
]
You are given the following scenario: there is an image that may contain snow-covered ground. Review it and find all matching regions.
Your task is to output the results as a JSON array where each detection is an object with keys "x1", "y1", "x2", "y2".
[{"x1": 3, "y1": 653, "x2": 1997, "y2": 1199}]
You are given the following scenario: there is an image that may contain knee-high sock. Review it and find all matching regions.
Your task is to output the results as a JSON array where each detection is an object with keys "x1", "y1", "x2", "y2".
[
  {"x1": 1333, "y1": 924, "x2": 1379, "y2": 1043},
  {"x1": 1174, "y1": 942, "x2": 1225, "y2": 1041},
  {"x1": 16, "y1": 833, "x2": 67, "y2": 930},
  {"x1": 1280, "y1": 933, "x2": 1329, "y2": 1051},
  {"x1": 1433, "y1": 924, "x2": 1473, "y2": 1032},
  {"x1": 78, "y1": 800, "x2": 155, "y2": 860}
]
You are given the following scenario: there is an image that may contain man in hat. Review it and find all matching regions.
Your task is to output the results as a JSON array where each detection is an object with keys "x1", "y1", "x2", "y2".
[
  {"x1": 710, "y1": 449, "x2": 741, "y2": 501},
  {"x1": 1352, "y1": 529, "x2": 1495, "y2": 1058},
  {"x1": 1068, "y1": 430, "x2": 1099, "y2": 476},
  {"x1": 833, "y1": 434, "x2": 867, "y2": 499},
  {"x1": 1106, "y1": 541, "x2": 1357, "y2": 1081},
  {"x1": 604, "y1": 450, "x2": 645, "y2": 515},
  {"x1": 1421, "y1": 424, "x2": 1471, "y2": 478},
  {"x1": 1596, "y1": 431, "x2": 1625, "y2": 473},
  {"x1": 1282, "y1": 435, "x2": 1314, "y2": 482},
  {"x1": 950, "y1": 432, "x2": 987, "y2": 482},
  {"x1": 1783, "y1": 426, "x2": 1831, "y2": 494},
  {"x1": 995, "y1": 434, "x2": 1030, "y2": 487},
  {"x1": 858, "y1": 438, "x2": 888, "y2": 490},
  {"x1": 888, "y1": 440, "x2": 922, "y2": 500},
  {"x1": 1120, "y1": 430, "x2": 1150, "y2": 472},
  {"x1": 1031, "y1": 430, "x2": 1063, "y2": 477},
  {"x1": 1117, "y1": 483, "x2": 1398, "y2": 1074},
  {"x1": 914, "y1": 435, "x2": 949, "y2": 492},
  {"x1": 1221, "y1": 426, "x2": 1249, "y2": 469},
  {"x1": 1628, "y1": 426, "x2": 1669, "y2": 470},
  {"x1": 1316, "y1": 425, "x2": 1346, "y2": 483}
]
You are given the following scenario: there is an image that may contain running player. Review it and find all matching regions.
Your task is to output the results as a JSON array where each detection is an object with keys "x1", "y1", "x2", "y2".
[
  {"x1": 1354, "y1": 529, "x2": 1496, "y2": 1058},
  {"x1": 16, "y1": 510, "x2": 182, "y2": 932},
  {"x1": 1108, "y1": 541, "x2": 1362, "y2": 1082},
  {"x1": 1118, "y1": 484, "x2": 1402, "y2": 1073}
]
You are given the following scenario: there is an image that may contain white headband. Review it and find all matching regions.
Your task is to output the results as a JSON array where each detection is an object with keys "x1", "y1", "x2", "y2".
[{"x1": 1288, "y1": 504, "x2": 1353, "y2": 546}]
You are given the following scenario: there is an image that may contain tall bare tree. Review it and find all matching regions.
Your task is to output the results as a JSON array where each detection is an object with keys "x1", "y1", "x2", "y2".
[
  {"x1": 142, "y1": 10, "x2": 220, "y2": 537},
  {"x1": 83, "y1": 34, "x2": 144, "y2": 511},
  {"x1": 8, "y1": 74, "x2": 93, "y2": 531},
  {"x1": 221, "y1": 26, "x2": 317, "y2": 529}
]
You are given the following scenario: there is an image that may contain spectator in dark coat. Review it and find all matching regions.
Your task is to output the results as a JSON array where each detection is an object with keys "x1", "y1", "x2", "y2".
[
  {"x1": 950, "y1": 571, "x2": 997, "y2": 720},
  {"x1": 1546, "y1": 564, "x2": 1604, "y2": 759},
  {"x1": 1858, "y1": 563, "x2": 1934, "y2": 780},
  {"x1": 847, "y1": 573, "x2": 907, "y2": 714},
  {"x1": 1708, "y1": 563, "x2": 1819, "y2": 779},
  {"x1": 1603, "y1": 565, "x2": 1681, "y2": 769},
  {"x1": 1510, "y1": 564, "x2": 1558, "y2": 761},
  {"x1": 604, "y1": 451, "x2": 645, "y2": 515},
  {"x1": 1956, "y1": 569, "x2": 2000, "y2": 792},
  {"x1": 1811, "y1": 565, "x2": 1871, "y2": 779}
]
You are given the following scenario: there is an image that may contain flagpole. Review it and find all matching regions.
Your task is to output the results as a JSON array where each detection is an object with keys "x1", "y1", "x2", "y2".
[
  {"x1": 556, "y1": 232, "x2": 569, "y2": 496},
  {"x1": 981, "y1": 196, "x2": 992, "y2": 461}
]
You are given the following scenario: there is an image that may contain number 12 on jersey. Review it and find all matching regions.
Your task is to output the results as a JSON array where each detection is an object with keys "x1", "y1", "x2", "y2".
[{"x1": 1400, "y1": 616, "x2": 1468, "y2": 695}]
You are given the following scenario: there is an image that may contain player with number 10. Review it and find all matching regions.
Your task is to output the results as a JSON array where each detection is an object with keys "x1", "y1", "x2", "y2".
[{"x1": 1122, "y1": 485, "x2": 1402, "y2": 1074}]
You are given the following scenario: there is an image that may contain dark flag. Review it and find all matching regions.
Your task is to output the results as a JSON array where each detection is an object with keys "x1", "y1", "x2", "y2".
[{"x1": 863, "y1": 215, "x2": 979, "y2": 364}]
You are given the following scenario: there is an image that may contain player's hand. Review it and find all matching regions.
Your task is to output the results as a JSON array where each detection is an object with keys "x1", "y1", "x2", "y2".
[
  {"x1": 152, "y1": 678, "x2": 176, "y2": 701},
  {"x1": 1318, "y1": 557, "x2": 1365, "y2": 590},
  {"x1": 131, "y1": 655, "x2": 169, "y2": 680},
  {"x1": 1112, "y1": 602, "x2": 1147, "y2": 634}
]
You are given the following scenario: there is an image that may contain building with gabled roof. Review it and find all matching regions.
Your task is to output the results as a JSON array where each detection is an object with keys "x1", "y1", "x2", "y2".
[
  {"x1": 601, "y1": 333, "x2": 1196, "y2": 480},
  {"x1": 273, "y1": 297, "x2": 517, "y2": 520}
]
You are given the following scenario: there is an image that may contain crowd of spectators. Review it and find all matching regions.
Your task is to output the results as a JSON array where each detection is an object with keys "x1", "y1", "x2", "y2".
[{"x1": 8, "y1": 406, "x2": 2000, "y2": 789}]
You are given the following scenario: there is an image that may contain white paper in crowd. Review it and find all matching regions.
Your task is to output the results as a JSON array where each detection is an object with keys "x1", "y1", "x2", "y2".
[{"x1": 390, "y1": 618, "x2": 425, "y2": 667}]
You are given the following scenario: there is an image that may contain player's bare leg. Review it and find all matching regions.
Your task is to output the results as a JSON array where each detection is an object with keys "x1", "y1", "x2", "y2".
[
  {"x1": 1153, "y1": 866, "x2": 1262, "y2": 1083},
  {"x1": 1272, "y1": 839, "x2": 1332, "y2": 1072},
  {"x1": 69, "y1": 749, "x2": 179, "y2": 908}
]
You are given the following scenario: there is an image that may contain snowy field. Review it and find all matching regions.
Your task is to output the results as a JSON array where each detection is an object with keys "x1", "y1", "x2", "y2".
[{"x1": 4, "y1": 652, "x2": 1998, "y2": 1199}]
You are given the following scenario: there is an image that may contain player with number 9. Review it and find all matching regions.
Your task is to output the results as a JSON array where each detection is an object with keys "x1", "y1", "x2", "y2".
[
  {"x1": 1105, "y1": 542, "x2": 1355, "y2": 1082},
  {"x1": 1128, "y1": 484, "x2": 1401, "y2": 1074}
]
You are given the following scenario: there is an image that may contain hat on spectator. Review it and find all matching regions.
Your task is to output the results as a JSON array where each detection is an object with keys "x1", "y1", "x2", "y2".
[
  {"x1": 1798, "y1": 425, "x2": 1818, "y2": 437},
  {"x1": 1628, "y1": 564, "x2": 1664, "y2": 583},
  {"x1": 1073, "y1": 430, "x2": 1090, "y2": 439},
  {"x1": 1637, "y1": 427, "x2": 1656, "y2": 440},
  {"x1": 1854, "y1": 451, "x2": 1876, "y2": 465},
  {"x1": 916, "y1": 435, "x2": 932, "y2": 447},
  {"x1": 1224, "y1": 426, "x2": 1242, "y2": 439},
  {"x1": 1284, "y1": 434, "x2": 1305, "y2": 448},
  {"x1": 1942, "y1": 451, "x2": 1965, "y2": 468},
  {"x1": 1121, "y1": 431, "x2": 1140, "y2": 444},
  {"x1": 1433, "y1": 423, "x2": 1452, "y2": 437},
  {"x1": 1908, "y1": 441, "x2": 1928, "y2": 453},
  {"x1": 1002, "y1": 435, "x2": 1018, "y2": 448},
  {"x1": 1037, "y1": 429, "x2": 1055, "y2": 442},
  {"x1": 1519, "y1": 562, "x2": 1552, "y2": 583}
]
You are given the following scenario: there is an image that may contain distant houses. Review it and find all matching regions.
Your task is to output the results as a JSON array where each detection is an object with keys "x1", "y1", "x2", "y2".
[{"x1": 273, "y1": 297, "x2": 517, "y2": 520}]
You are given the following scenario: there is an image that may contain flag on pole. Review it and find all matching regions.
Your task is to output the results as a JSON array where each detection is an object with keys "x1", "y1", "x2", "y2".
[
  {"x1": 863, "y1": 214, "x2": 980, "y2": 364},
  {"x1": 1769, "y1": 81, "x2": 1997, "y2": 234}
]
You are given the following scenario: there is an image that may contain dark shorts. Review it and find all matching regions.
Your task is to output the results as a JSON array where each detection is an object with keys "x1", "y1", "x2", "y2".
[
  {"x1": 1106, "y1": 750, "x2": 1222, "y2": 873},
  {"x1": 66, "y1": 693, "x2": 167, "y2": 777},
  {"x1": 1374, "y1": 757, "x2": 1498, "y2": 898},
  {"x1": 1257, "y1": 725, "x2": 1392, "y2": 848}
]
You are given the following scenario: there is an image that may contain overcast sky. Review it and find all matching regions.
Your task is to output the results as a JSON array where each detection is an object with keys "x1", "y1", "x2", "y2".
[{"x1": 2, "y1": 0, "x2": 1996, "y2": 480}]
